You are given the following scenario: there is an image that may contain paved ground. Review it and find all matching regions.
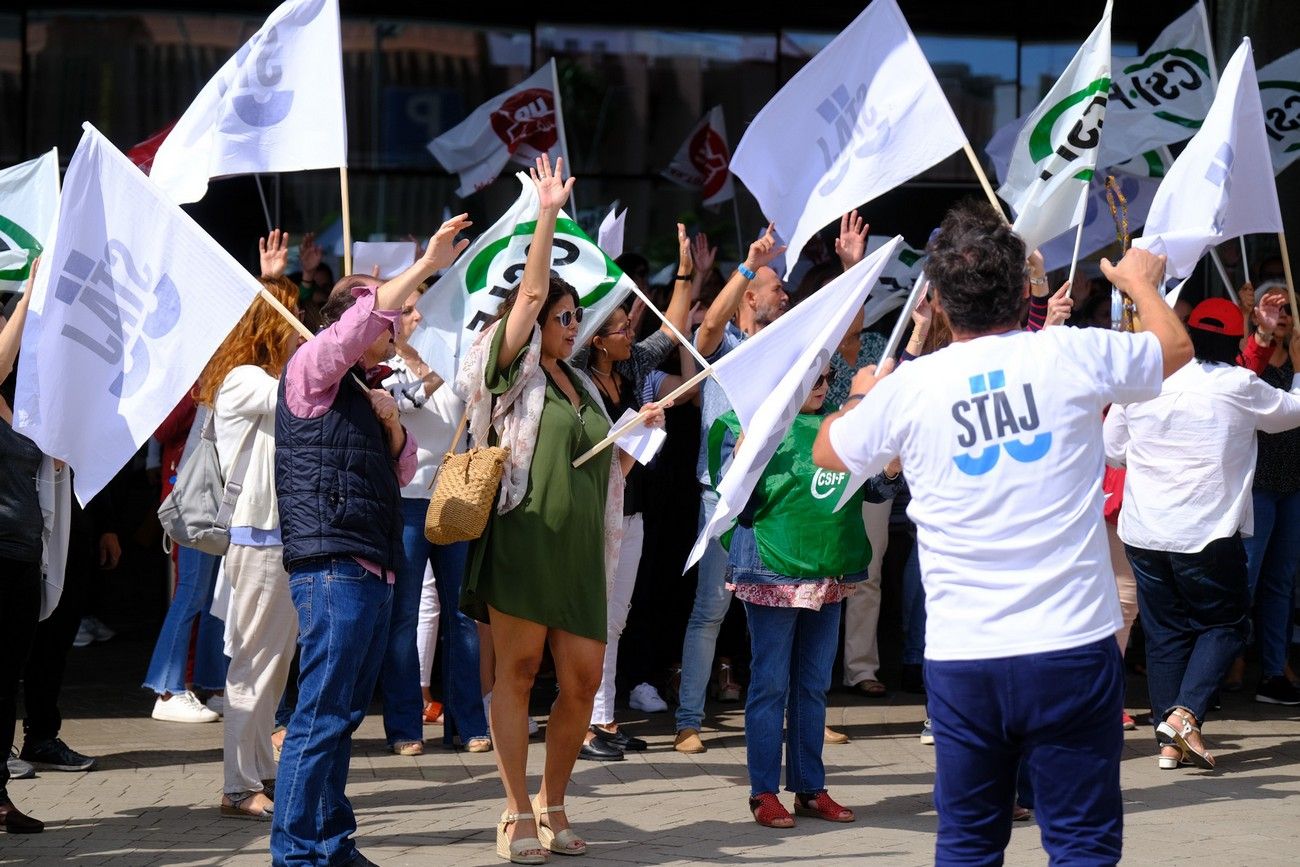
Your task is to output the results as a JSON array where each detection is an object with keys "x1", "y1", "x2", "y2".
[{"x1": 5, "y1": 636, "x2": 1300, "y2": 866}]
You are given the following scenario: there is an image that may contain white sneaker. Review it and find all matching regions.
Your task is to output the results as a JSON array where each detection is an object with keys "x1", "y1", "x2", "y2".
[
  {"x1": 83, "y1": 616, "x2": 115, "y2": 642},
  {"x1": 151, "y1": 691, "x2": 220, "y2": 723},
  {"x1": 628, "y1": 683, "x2": 669, "y2": 713},
  {"x1": 72, "y1": 622, "x2": 95, "y2": 648},
  {"x1": 483, "y1": 691, "x2": 539, "y2": 735},
  {"x1": 205, "y1": 695, "x2": 225, "y2": 717}
]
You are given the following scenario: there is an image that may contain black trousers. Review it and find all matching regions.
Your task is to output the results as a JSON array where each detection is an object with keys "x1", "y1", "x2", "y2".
[{"x1": 0, "y1": 556, "x2": 41, "y2": 802}]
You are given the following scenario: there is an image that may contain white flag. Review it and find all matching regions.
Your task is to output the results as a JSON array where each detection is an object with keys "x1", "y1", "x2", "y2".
[
  {"x1": 408, "y1": 174, "x2": 634, "y2": 382},
  {"x1": 14, "y1": 124, "x2": 261, "y2": 505},
  {"x1": 685, "y1": 237, "x2": 904, "y2": 569},
  {"x1": 428, "y1": 61, "x2": 567, "y2": 198},
  {"x1": 730, "y1": 0, "x2": 965, "y2": 279},
  {"x1": 1135, "y1": 39, "x2": 1283, "y2": 281},
  {"x1": 149, "y1": 0, "x2": 346, "y2": 204},
  {"x1": 1038, "y1": 172, "x2": 1160, "y2": 271},
  {"x1": 0, "y1": 149, "x2": 59, "y2": 295},
  {"x1": 352, "y1": 241, "x2": 416, "y2": 280},
  {"x1": 862, "y1": 239, "x2": 924, "y2": 328},
  {"x1": 1258, "y1": 48, "x2": 1300, "y2": 175},
  {"x1": 597, "y1": 205, "x2": 627, "y2": 260},
  {"x1": 1001, "y1": 1, "x2": 1113, "y2": 253},
  {"x1": 661, "y1": 105, "x2": 735, "y2": 207}
]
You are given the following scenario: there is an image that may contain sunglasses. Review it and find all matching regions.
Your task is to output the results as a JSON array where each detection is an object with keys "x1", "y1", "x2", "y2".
[
  {"x1": 553, "y1": 308, "x2": 585, "y2": 328},
  {"x1": 814, "y1": 372, "x2": 834, "y2": 389}
]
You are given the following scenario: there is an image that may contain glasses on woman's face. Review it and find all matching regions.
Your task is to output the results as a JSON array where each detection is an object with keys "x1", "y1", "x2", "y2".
[
  {"x1": 602, "y1": 323, "x2": 632, "y2": 338},
  {"x1": 553, "y1": 307, "x2": 585, "y2": 328},
  {"x1": 814, "y1": 372, "x2": 834, "y2": 389}
]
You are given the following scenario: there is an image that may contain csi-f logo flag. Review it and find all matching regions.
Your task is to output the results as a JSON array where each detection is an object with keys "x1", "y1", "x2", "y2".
[
  {"x1": 149, "y1": 0, "x2": 346, "y2": 204},
  {"x1": 662, "y1": 106, "x2": 735, "y2": 207},
  {"x1": 408, "y1": 173, "x2": 634, "y2": 382},
  {"x1": 729, "y1": 0, "x2": 966, "y2": 279},
  {"x1": 14, "y1": 124, "x2": 262, "y2": 505},
  {"x1": 0, "y1": 149, "x2": 59, "y2": 293},
  {"x1": 428, "y1": 60, "x2": 569, "y2": 198},
  {"x1": 1000, "y1": 0, "x2": 1113, "y2": 253},
  {"x1": 1258, "y1": 48, "x2": 1300, "y2": 175}
]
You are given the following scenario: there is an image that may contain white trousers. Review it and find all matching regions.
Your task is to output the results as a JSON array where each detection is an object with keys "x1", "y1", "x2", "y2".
[
  {"x1": 222, "y1": 544, "x2": 297, "y2": 796},
  {"x1": 842, "y1": 499, "x2": 892, "y2": 686},
  {"x1": 591, "y1": 514, "x2": 644, "y2": 725},
  {"x1": 416, "y1": 562, "x2": 441, "y2": 689}
]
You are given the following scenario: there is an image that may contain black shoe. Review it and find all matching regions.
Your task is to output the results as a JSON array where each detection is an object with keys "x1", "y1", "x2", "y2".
[
  {"x1": 1255, "y1": 675, "x2": 1300, "y2": 706},
  {"x1": 577, "y1": 737, "x2": 625, "y2": 762},
  {"x1": 20, "y1": 738, "x2": 96, "y2": 772},
  {"x1": 900, "y1": 664, "x2": 926, "y2": 695},
  {"x1": 0, "y1": 802, "x2": 45, "y2": 834},
  {"x1": 591, "y1": 725, "x2": 647, "y2": 752}
]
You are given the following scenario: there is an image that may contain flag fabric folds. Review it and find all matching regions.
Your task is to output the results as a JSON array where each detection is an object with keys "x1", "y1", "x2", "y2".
[
  {"x1": 14, "y1": 123, "x2": 262, "y2": 505},
  {"x1": 1134, "y1": 39, "x2": 1284, "y2": 281},
  {"x1": 428, "y1": 61, "x2": 567, "y2": 198},
  {"x1": 1000, "y1": 1, "x2": 1113, "y2": 253},
  {"x1": 0, "y1": 149, "x2": 59, "y2": 294},
  {"x1": 861, "y1": 239, "x2": 924, "y2": 328},
  {"x1": 1038, "y1": 173, "x2": 1160, "y2": 272},
  {"x1": 661, "y1": 106, "x2": 735, "y2": 207},
  {"x1": 729, "y1": 0, "x2": 965, "y2": 279},
  {"x1": 408, "y1": 173, "x2": 635, "y2": 382},
  {"x1": 597, "y1": 205, "x2": 627, "y2": 260},
  {"x1": 149, "y1": 0, "x2": 346, "y2": 204},
  {"x1": 685, "y1": 237, "x2": 904, "y2": 570},
  {"x1": 1258, "y1": 48, "x2": 1300, "y2": 176}
]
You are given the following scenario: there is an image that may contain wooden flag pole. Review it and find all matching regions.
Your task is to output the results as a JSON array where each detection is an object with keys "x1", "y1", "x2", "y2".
[
  {"x1": 1279, "y1": 231, "x2": 1299, "y2": 336},
  {"x1": 627, "y1": 281, "x2": 711, "y2": 372},
  {"x1": 572, "y1": 365, "x2": 714, "y2": 468},
  {"x1": 961, "y1": 142, "x2": 1007, "y2": 221},
  {"x1": 340, "y1": 166, "x2": 354, "y2": 275},
  {"x1": 260, "y1": 287, "x2": 313, "y2": 340}
]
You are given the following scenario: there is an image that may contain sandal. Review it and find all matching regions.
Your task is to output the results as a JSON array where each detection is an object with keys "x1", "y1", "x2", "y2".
[
  {"x1": 532, "y1": 798, "x2": 586, "y2": 856},
  {"x1": 466, "y1": 736, "x2": 493, "y2": 753},
  {"x1": 850, "y1": 679, "x2": 887, "y2": 698},
  {"x1": 496, "y1": 810, "x2": 548, "y2": 864},
  {"x1": 1157, "y1": 743, "x2": 1194, "y2": 770},
  {"x1": 713, "y1": 660, "x2": 741, "y2": 702},
  {"x1": 1156, "y1": 709, "x2": 1214, "y2": 770},
  {"x1": 749, "y1": 792, "x2": 795, "y2": 828},
  {"x1": 794, "y1": 791, "x2": 854, "y2": 823},
  {"x1": 220, "y1": 790, "x2": 273, "y2": 821}
]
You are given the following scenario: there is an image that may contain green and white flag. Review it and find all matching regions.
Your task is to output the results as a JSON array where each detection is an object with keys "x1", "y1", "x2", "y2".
[
  {"x1": 409, "y1": 172, "x2": 634, "y2": 381},
  {"x1": 999, "y1": 0, "x2": 1112, "y2": 253},
  {"x1": 0, "y1": 149, "x2": 59, "y2": 294},
  {"x1": 1258, "y1": 47, "x2": 1300, "y2": 176}
]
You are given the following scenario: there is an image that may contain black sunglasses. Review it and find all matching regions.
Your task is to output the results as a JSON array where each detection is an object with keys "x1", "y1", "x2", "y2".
[
  {"x1": 554, "y1": 308, "x2": 585, "y2": 328},
  {"x1": 814, "y1": 372, "x2": 835, "y2": 389}
]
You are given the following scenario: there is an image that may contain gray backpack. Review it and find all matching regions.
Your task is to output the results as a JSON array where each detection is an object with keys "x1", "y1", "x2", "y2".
[{"x1": 157, "y1": 406, "x2": 256, "y2": 556}]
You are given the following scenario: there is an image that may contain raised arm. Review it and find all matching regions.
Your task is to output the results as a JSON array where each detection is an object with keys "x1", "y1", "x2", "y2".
[
  {"x1": 695, "y1": 223, "x2": 785, "y2": 357},
  {"x1": 652, "y1": 223, "x2": 699, "y2": 343},
  {"x1": 0, "y1": 259, "x2": 36, "y2": 383},
  {"x1": 834, "y1": 210, "x2": 869, "y2": 272},
  {"x1": 376, "y1": 213, "x2": 472, "y2": 313},
  {"x1": 499, "y1": 155, "x2": 573, "y2": 368},
  {"x1": 1099, "y1": 248, "x2": 1192, "y2": 379}
]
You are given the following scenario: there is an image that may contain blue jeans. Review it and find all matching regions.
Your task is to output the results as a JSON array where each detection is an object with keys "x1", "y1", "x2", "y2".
[
  {"x1": 1126, "y1": 535, "x2": 1250, "y2": 728},
  {"x1": 743, "y1": 600, "x2": 842, "y2": 796},
  {"x1": 390, "y1": 497, "x2": 487, "y2": 745},
  {"x1": 926, "y1": 638, "x2": 1125, "y2": 866},
  {"x1": 270, "y1": 558, "x2": 392, "y2": 867},
  {"x1": 1243, "y1": 488, "x2": 1300, "y2": 677},
  {"x1": 676, "y1": 487, "x2": 733, "y2": 733},
  {"x1": 142, "y1": 546, "x2": 228, "y2": 694},
  {"x1": 901, "y1": 543, "x2": 926, "y2": 666}
]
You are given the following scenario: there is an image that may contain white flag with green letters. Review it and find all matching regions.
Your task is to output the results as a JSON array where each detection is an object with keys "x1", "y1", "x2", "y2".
[
  {"x1": 999, "y1": 0, "x2": 1112, "y2": 253},
  {"x1": 1258, "y1": 47, "x2": 1300, "y2": 176},
  {"x1": 0, "y1": 149, "x2": 59, "y2": 295},
  {"x1": 409, "y1": 172, "x2": 634, "y2": 381}
]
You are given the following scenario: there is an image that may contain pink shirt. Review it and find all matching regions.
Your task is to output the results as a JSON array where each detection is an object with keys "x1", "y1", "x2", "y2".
[{"x1": 283, "y1": 285, "x2": 418, "y2": 581}]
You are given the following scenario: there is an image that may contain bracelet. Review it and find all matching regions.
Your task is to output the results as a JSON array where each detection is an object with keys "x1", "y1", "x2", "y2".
[
  {"x1": 846, "y1": 392, "x2": 868, "y2": 401},
  {"x1": 736, "y1": 263, "x2": 756, "y2": 280},
  {"x1": 1029, "y1": 276, "x2": 1047, "y2": 286},
  {"x1": 675, "y1": 272, "x2": 693, "y2": 281}
]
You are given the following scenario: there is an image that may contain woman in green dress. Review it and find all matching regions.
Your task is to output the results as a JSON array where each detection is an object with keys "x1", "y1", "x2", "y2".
[{"x1": 457, "y1": 155, "x2": 666, "y2": 864}]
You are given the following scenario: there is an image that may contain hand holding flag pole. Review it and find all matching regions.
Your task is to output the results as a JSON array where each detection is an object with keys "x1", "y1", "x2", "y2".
[{"x1": 572, "y1": 365, "x2": 714, "y2": 468}]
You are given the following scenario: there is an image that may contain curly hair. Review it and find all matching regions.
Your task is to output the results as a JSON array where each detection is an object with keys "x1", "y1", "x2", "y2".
[
  {"x1": 925, "y1": 199, "x2": 1027, "y2": 335},
  {"x1": 197, "y1": 276, "x2": 300, "y2": 407}
]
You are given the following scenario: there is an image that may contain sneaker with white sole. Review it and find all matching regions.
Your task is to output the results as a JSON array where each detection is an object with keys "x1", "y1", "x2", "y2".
[
  {"x1": 919, "y1": 719, "x2": 934, "y2": 745},
  {"x1": 1255, "y1": 675, "x2": 1300, "y2": 706},
  {"x1": 151, "y1": 690, "x2": 220, "y2": 723},
  {"x1": 205, "y1": 695, "x2": 225, "y2": 717},
  {"x1": 628, "y1": 683, "x2": 669, "y2": 713},
  {"x1": 72, "y1": 622, "x2": 95, "y2": 648},
  {"x1": 20, "y1": 738, "x2": 96, "y2": 772},
  {"x1": 82, "y1": 616, "x2": 115, "y2": 642},
  {"x1": 8, "y1": 746, "x2": 35, "y2": 780}
]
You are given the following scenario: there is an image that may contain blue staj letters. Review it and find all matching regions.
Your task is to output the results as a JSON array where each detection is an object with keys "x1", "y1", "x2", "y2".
[{"x1": 950, "y1": 369, "x2": 1052, "y2": 476}]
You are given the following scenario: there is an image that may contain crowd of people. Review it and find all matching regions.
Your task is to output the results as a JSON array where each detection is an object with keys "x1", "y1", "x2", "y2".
[{"x1": 3, "y1": 154, "x2": 1300, "y2": 867}]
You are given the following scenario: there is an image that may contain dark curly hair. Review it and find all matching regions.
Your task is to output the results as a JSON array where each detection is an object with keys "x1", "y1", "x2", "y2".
[{"x1": 925, "y1": 200, "x2": 1027, "y2": 335}]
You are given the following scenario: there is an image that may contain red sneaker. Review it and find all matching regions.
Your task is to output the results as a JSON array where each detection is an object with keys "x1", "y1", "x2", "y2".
[
  {"x1": 749, "y1": 792, "x2": 795, "y2": 828},
  {"x1": 794, "y1": 790, "x2": 855, "y2": 823},
  {"x1": 1122, "y1": 712, "x2": 1137, "y2": 731}
]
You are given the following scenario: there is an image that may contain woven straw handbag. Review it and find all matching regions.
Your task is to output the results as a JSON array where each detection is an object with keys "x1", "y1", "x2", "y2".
[{"x1": 425, "y1": 406, "x2": 510, "y2": 545}]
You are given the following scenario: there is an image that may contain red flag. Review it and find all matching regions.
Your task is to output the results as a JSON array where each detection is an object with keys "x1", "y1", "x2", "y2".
[
  {"x1": 661, "y1": 106, "x2": 734, "y2": 207},
  {"x1": 127, "y1": 123, "x2": 175, "y2": 175}
]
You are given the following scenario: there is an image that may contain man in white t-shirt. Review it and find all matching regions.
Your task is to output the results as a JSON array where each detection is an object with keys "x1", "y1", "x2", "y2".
[{"x1": 813, "y1": 201, "x2": 1191, "y2": 865}]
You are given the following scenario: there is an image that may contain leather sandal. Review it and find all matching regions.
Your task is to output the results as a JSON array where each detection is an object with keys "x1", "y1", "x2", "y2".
[
  {"x1": 749, "y1": 792, "x2": 795, "y2": 828},
  {"x1": 496, "y1": 811, "x2": 548, "y2": 864},
  {"x1": 1156, "y1": 709, "x2": 1214, "y2": 770},
  {"x1": 794, "y1": 791, "x2": 854, "y2": 823},
  {"x1": 532, "y1": 798, "x2": 586, "y2": 856}
]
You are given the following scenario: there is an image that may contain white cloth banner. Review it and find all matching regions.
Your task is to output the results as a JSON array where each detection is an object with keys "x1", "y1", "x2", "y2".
[
  {"x1": 612, "y1": 407, "x2": 668, "y2": 466},
  {"x1": 685, "y1": 237, "x2": 904, "y2": 569},
  {"x1": 14, "y1": 123, "x2": 262, "y2": 505},
  {"x1": 37, "y1": 457, "x2": 70, "y2": 621},
  {"x1": 730, "y1": 0, "x2": 965, "y2": 279},
  {"x1": 1039, "y1": 173, "x2": 1160, "y2": 271},
  {"x1": 428, "y1": 61, "x2": 567, "y2": 198},
  {"x1": 661, "y1": 105, "x2": 735, "y2": 207},
  {"x1": 150, "y1": 0, "x2": 346, "y2": 205},
  {"x1": 597, "y1": 205, "x2": 627, "y2": 260},
  {"x1": 1135, "y1": 39, "x2": 1284, "y2": 280},
  {"x1": 0, "y1": 149, "x2": 60, "y2": 294},
  {"x1": 1001, "y1": 1, "x2": 1113, "y2": 253},
  {"x1": 862, "y1": 238, "x2": 924, "y2": 328},
  {"x1": 1258, "y1": 48, "x2": 1300, "y2": 176},
  {"x1": 353, "y1": 241, "x2": 416, "y2": 279},
  {"x1": 409, "y1": 173, "x2": 635, "y2": 382}
]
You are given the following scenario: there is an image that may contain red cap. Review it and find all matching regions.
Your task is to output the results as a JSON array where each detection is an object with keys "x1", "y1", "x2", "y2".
[{"x1": 1187, "y1": 298, "x2": 1244, "y2": 337}]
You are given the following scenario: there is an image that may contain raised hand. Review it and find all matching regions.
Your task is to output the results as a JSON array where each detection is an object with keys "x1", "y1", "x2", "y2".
[
  {"x1": 530, "y1": 154, "x2": 574, "y2": 214},
  {"x1": 834, "y1": 209, "x2": 869, "y2": 271},
  {"x1": 259, "y1": 229, "x2": 290, "y2": 278},
  {"x1": 420, "y1": 213, "x2": 473, "y2": 272},
  {"x1": 744, "y1": 223, "x2": 787, "y2": 273},
  {"x1": 691, "y1": 231, "x2": 717, "y2": 275},
  {"x1": 1255, "y1": 292, "x2": 1284, "y2": 338},
  {"x1": 1045, "y1": 282, "x2": 1073, "y2": 328},
  {"x1": 911, "y1": 294, "x2": 933, "y2": 331},
  {"x1": 299, "y1": 232, "x2": 323, "y2": 277},
  {"x1": 1100, "y1": 248, "x2": 1166, "y2": 297},
  {"x1": 677, "y1": 223, "x2": 692, "y2": 268}
]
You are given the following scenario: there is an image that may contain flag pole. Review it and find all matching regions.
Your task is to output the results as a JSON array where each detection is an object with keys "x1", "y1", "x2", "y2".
[
  {"x1": 880, "y1": 270, "x2": 928, "y2": 364},
  {"x1": 254, "y1": 175, "x2": 274, "y2": 234},
  {"x1": 627, "y1": 281, "x2": 711, "y2": 371},
  {"x1": 260, "y1": 287, "x2": 314, "y2": 340},
  {"x1": 730, "y1": 196, "x2": 745, "y2": 263},
  {"x1": 550, "y1": 58, "x2": 577, "y2": 214},
  {"x1": 572, "y1": 365, "x2": 714, "y2": 468},
  {"x1": 1279, "y1": 231, "x2": 1299, "y2": 335},
  {"x1": 961, "y1": 141, "x2": 1007, "y2": 221},
  {"x1": 340, "y1": 166, "x2": 354, "y2": 275},
  {"x1": 1240, "y1": 237, "x2": 1252, "y2": 285},
  {"x1": 1064, "y1": 186, "x2": 1089, "y2": 298},
  {"x1": 1208, "y1": 247, "x2": 1240, "y2": 304}
]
